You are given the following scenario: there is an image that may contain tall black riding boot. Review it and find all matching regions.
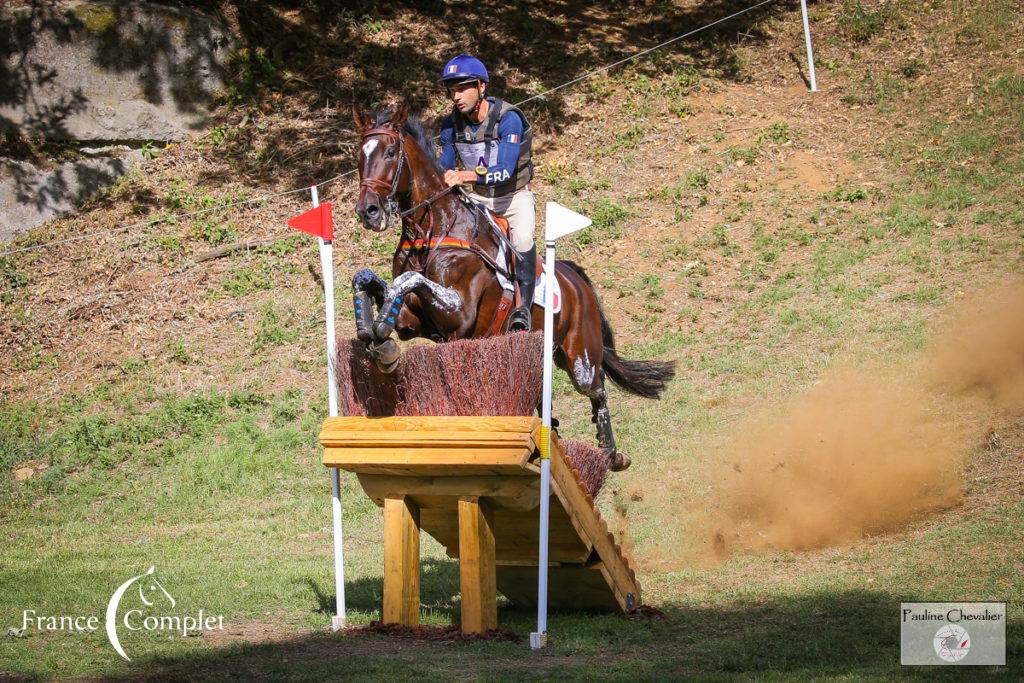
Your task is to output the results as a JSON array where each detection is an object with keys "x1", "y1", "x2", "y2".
[{"x1": 509, "y1": 246, "x2": 537, "y2": 332}]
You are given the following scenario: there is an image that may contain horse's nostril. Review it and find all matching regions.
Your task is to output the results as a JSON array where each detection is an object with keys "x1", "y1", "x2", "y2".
[{"x1": 366, "y1": 204, "x2": 380, "y2": 217}]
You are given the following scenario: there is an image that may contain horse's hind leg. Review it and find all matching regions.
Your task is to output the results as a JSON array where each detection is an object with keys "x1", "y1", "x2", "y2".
[
  {"x1": 564, "y1": 345, "x2": 631, "y2": 472},
  {"x1": 589, "y1": 379, "x2": 630, "y2": 472}
]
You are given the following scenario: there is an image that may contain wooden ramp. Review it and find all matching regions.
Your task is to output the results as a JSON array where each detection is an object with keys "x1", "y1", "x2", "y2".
[{"x1": 320, "y1": 416, "x2": 641, "y2": 632}]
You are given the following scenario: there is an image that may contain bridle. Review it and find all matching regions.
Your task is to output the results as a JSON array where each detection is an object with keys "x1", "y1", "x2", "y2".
[
  {"x1": 357, "y1": 122, "x2": 507, "y2": 278},
  {"x1": 359, "y1": 126, "x2": 408, "y2": 231}
]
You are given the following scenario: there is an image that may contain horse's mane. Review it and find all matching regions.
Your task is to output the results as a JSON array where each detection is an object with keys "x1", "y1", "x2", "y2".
[{"x1": 371, "y1": 109, "x2": 443, "y2": 176}]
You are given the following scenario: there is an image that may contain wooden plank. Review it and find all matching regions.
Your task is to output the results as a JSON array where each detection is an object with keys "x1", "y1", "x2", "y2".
[
  {"x1": 336, "y1": 464, "x2": 528, "y2": 478},
  {"x1": 321, "y1": 415, "x2": 541, "y2": 435},
  {"x1": 323, "y1": 447, "x2": 533, "y2": 474},
  {"x1": 322, "y1": 431, "x2": 535, "y2": 447},
  {"x1": 548, "y1": 436, "x2": 640, "y2": 611},
  {"x1": 357, "y1": 475, "x2": 540, "y2": 511},
  {"x1": 458, "y1": 496, "x2": 497, "y2": 634},
  {"x1": 383, "y1": 495, "x2": 420, "y2": 626}
]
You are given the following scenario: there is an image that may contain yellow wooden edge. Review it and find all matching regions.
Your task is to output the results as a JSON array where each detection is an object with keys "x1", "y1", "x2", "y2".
[
  {"x1": 323, "y1": 446, "x2": 533, "y2": 470},
  {"x1": 548, "y1": 435, "x2": 641, "y2": 611},
  {"x1": 321, "y1": 415, "x2": 541, "y2": 436}
]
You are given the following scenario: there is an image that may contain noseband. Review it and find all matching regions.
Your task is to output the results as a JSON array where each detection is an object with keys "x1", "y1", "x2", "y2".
[{"x1": 359, "y1": 126, "x2": 407, "y2": 230}]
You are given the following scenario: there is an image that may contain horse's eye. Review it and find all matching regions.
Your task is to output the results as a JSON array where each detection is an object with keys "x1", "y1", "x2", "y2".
[{"x1": 385, "y1": 148, "x2": 396, "y2": 159}]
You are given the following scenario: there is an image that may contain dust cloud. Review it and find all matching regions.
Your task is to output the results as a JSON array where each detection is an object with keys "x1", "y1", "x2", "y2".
[{"x1": 636, "y1": 281, "x2": 1024, "y2": 567}]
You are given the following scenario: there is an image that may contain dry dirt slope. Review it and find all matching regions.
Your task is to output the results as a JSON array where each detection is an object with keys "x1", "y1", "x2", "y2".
[{"x1": 0, "y1": 0, "x2": 1020, "y2": 406}]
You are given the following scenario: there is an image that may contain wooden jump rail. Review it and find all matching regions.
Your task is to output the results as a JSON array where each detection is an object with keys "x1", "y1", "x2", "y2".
[{"x1": 320, "y1": 415, "x2": 641, "y2": 633}]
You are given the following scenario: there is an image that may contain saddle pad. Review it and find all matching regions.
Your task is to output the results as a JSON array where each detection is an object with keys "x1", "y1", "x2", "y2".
[
  {"x1": 494, "y1": 247, "x2": 562, "y2": 313},
  {"x1": 533, "y1": 268, "x2": 562, "y2": 313}
]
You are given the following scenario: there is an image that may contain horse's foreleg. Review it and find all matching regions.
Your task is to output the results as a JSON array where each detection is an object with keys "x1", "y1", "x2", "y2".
[
  {"x1": 371, "y1": 271, "x2": 463, "y2": 341},
  {"x1": 352, "y1": 269, "x2": 388, "y2": 343}
]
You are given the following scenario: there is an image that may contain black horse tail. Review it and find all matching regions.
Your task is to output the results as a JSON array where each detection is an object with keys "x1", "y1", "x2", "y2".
[{"x1": 559, "y1": 261, "x2": 676, "y2": 399}]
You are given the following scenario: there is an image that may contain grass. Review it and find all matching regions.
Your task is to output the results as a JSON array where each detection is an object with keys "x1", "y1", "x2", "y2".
[
  {"x1": 3, "y1": 365, "x2": 1017, "y2": 679},
  {"x1": 841, "y1": 70, "x2": 905, "y2": 109},
  {"x1": 571, "y1": 198, "x2": 630, "y2": 246},
  {"x1": 254, "y1": 302, "x2": 300, "y2": 351},
  {"x1": 837, "y1": 0, "x2": 897, "y2": 43},
  {"x1": 1, "y1": 257, "x2": 28, "y2": 304},
  {"x1": 219, "y1": 263, "x2": 274, "y2": 297}
]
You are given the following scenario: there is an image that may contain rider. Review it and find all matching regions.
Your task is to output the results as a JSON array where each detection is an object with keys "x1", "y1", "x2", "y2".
[{"x1": 438, "y1": 54, "x2": 537, "y2": 332}]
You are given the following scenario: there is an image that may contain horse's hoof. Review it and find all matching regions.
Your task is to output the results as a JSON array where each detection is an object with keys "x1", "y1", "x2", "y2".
[
  {"x1": 507, "y1": 307, "x2": 531, "y2": 333},
  {"x1": 609, "y1": 450, "x2": 632, "y2": 472},
  {"x1": 369, "y1": 339, "x2": 400, "y2": 374}
]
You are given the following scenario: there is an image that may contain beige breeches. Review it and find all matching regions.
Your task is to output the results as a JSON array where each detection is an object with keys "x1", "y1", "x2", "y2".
[{"x1": 467, "y1": 188, "x2": 536, "y2": 252}]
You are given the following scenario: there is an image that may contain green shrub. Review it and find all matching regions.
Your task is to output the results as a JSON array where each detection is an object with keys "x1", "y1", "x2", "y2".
[
  {"x1": 573, "y1": 199, "x2": 630, "y2": 246},
  {"x1": 838, "y1": 0, "x2": 895, "y2": 42},
  {"x1": 254, "y1": 304, "x2": 300, "y2": 350}
]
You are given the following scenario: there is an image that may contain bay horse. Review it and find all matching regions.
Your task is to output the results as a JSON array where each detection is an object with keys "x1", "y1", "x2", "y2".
[{"x1": 350, "y1": 103, "x2": 675, "y2": 471}]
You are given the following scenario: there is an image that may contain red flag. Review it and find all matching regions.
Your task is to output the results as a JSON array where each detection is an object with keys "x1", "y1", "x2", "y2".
[{"x1": 288, "y1": 202, "x2": 333, "y2": 241}]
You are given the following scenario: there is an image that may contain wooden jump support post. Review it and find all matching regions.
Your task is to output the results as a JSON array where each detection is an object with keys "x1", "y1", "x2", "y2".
[{"x1": 320, "y1": 415, "x2": 641, "y2": 633}]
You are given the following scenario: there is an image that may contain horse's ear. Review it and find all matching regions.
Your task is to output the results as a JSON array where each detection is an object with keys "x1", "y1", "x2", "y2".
[
  {"x1": 352, "y1": 106, "x2": 371, "y2": 131},
  {"x1": 391, "y1": 102, "x2": 409, "y2": 127}
]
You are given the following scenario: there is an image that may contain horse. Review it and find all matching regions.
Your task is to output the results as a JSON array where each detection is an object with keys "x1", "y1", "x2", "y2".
[{"x1": 349, "y1": 103, "x2": 675, "y2": 471}]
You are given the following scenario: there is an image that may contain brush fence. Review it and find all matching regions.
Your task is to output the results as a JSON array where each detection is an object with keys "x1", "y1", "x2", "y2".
[{"x1": 320, "y1": 415, "x2": 640, "y2": 633}]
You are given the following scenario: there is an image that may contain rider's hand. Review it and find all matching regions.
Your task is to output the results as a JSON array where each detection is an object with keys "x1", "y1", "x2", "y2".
[{"x1": 444, "y1": 170, "x2": 477, "y2": 187}]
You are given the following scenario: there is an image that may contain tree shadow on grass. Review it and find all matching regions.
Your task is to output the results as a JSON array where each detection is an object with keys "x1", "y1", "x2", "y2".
[
  {"x1": 94, "y1": 587, "x2": 1018, "y2": 680},
  {"x1": 2, "y1": 0, "x2": 807, "y2": 221},
  {"x1": 302, "y1": 557, "x2": 463, "y2": 622}
]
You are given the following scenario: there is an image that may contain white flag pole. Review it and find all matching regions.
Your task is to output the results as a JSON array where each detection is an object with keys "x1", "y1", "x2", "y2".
[
  {"x1": 311, "y1": 185, "x2": 346, "y2": 630},
  {"x1": 531, "y1": 202, "x2": 591, "y2": 651},
  {"x1": 800, "y1": 0, "x2": 818, "y2": 92},
  {"x1": 530, "y1": 236, "x2": 556, "y2": 651}
]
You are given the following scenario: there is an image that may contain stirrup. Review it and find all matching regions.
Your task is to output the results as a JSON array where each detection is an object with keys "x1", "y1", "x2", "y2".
[{"x1": 508, "y1": 306, "x2": 532, "y2": 332}]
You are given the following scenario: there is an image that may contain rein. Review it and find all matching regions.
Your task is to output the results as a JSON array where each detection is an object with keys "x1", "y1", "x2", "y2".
[{"x1": 358, "y1": 126, "x2": 509, "y2": 279}]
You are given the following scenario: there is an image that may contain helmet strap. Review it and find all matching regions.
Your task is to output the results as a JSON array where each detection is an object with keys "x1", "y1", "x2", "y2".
[{"x1": 470, "y1": 82, "x2": 485, "y2": 118}]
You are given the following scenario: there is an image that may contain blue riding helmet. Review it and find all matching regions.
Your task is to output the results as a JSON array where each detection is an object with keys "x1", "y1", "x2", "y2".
[{"x1": 440, "y1": 54, "x2": 489, "y2": 84}]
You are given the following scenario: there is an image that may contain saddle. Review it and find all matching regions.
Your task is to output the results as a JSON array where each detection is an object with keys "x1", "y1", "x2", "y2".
[
  {"x1": 479, "y1": 208, "x2": 557, "y2": 335},
  {"x1": 477, "y1": 209, "x2": 518, "y2": 335}
]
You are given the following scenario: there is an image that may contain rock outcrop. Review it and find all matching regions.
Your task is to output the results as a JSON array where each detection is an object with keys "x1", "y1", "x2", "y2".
[
  {"x1": 0, "y1": 151, "x2": 142, "y2": 242},
  {"x1": 1, "y1": 1, "x2": 230, "y2": 142}
]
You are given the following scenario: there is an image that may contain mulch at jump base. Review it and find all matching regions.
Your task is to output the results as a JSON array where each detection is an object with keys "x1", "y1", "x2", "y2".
[
  {"x1": 625, "y1": 605, "x2": 667, "y2": 621},
  {"x1": 336, "y1": 333, "x2": 611, "y2": 497},
  {"x1": 356, "y1": 621, "x2": 520, "y2": 643}
]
